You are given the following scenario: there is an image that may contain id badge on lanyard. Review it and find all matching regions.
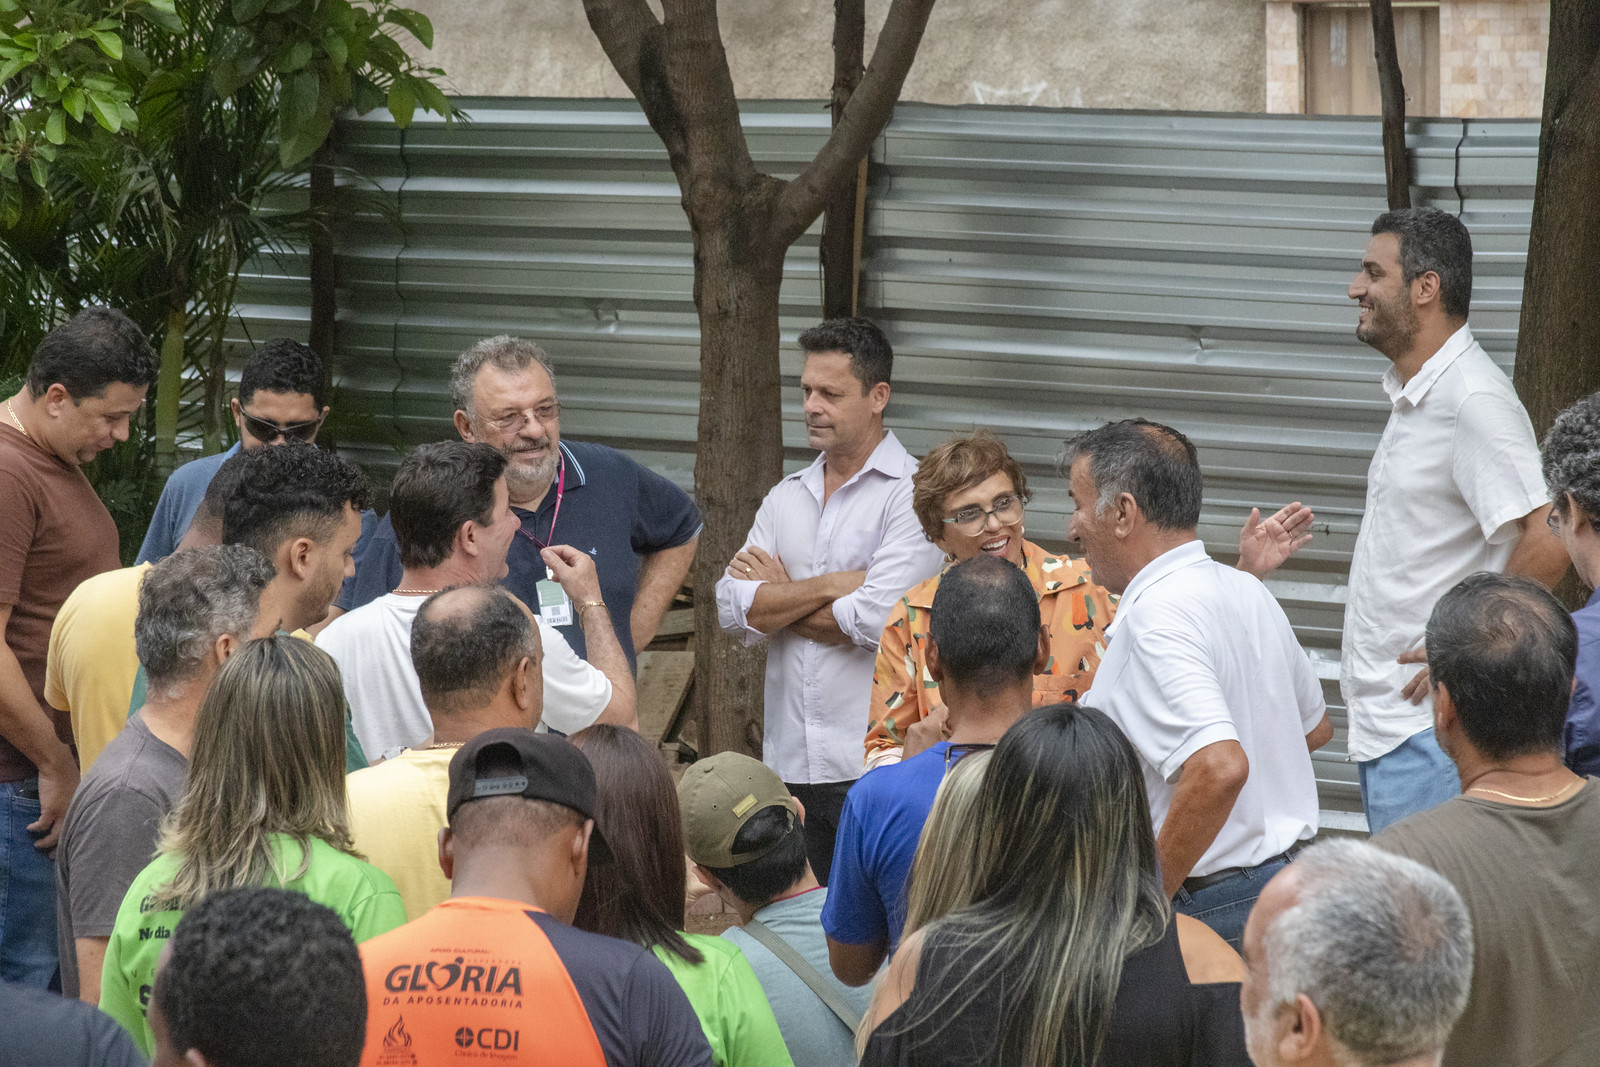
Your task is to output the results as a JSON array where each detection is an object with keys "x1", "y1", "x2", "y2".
[{"x1": 519, "y1": 459, "x2": 571, "y2": 627}]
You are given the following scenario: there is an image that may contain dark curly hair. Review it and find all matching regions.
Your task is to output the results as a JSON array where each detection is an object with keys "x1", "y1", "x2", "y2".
[
  {"x1": 239, "y1": 337, "x2": 327, "y2": 409},
  {"x1": 1542, "y1": 391, "x2": 1600, "y2": 523},
  {"x1": 26, "y1": 306, "x2": 157, "y2": 400},
  {"x1": 222, "y1": 443, "x2": 372, "y2": 556},
  {"x1": 153, "y1": 887, "x2": 366, "y2": 1067}
]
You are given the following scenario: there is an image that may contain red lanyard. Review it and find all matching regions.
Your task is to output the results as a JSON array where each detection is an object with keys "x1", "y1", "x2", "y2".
[{"x1": 517, "y1": 457, "x2": 566, "y2": 550}]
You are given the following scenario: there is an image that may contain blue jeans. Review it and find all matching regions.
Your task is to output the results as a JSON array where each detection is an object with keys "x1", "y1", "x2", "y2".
[
  {"x1": 1173, "y1": 851, "x2": 1299, "y2": 947},
  {"x1": 1359, "y1": 727, "x2": 1459, "y2": 836},
  {"x1": 0, "y1": 779, "x2": 59, "y2": 989}
]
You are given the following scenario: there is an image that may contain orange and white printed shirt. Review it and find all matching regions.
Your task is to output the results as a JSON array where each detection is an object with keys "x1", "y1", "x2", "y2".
[{"x1": 864, "y1": 541, "x2": 1117, "y2": 769}]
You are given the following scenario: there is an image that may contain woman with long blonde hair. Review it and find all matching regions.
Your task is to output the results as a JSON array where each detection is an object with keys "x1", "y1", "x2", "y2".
[
  {"x1": 99, "y1": 636, "x2": 406, "y2": 1055},
  {"x1": 860, "y1": 703, "x2": 1250, "y2": 1066},
  {"x1": 900, "y1": 749, "x2": 991, "y2": 938}
]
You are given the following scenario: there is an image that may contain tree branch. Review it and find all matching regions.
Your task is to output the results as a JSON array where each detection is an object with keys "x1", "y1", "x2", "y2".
[
  {"x1": 1369, "y1": 0, "x2": 1411, "y2": 209},
  {"x1": 581, "y1": 0, "x2": 662, "y2": 104},
  {"x1": 771, "y1": 0, "x2": 935, "y2": 246}
]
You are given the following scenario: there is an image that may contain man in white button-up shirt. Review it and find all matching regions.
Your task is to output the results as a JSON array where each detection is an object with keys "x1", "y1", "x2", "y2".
[
  {"x1": 1071, "y1": 419, "x2": 1333, "y2": 946},
  {"x1": 1343, "y1": 208, "x2": 1568, "y2": 835},
  {"x1": 716, "y1": 318, "x2": 944, "y2": 883}
]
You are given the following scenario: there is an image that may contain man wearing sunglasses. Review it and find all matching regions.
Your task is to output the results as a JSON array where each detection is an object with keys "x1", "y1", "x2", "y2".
[{"x1": 136, "y1": 338, "x2": 332, "y2": 565}]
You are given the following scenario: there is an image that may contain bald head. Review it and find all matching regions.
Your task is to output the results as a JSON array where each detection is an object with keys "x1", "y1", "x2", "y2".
[{"x1": 411, "y1": 586, "x2": 541, "y2": 718}]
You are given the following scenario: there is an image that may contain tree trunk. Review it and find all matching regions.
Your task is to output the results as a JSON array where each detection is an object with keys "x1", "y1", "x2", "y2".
[
  {"x1": 1512, "y1": 0, "x2": 1600, "y2": 438},
  {"x1": 1370, "y1": 0, "x2": 1411, "y2": 209},
  {"x1": 153, "y1": 303, "x2": 186, "y2": 480},
  {"x1": 309, "y1": 142, "x2": 338, "y2": 447},
  {"x1": 820, "y1": 0, "x2": 866, "y2": 318},
  {"x1": 691, "y1": 215, "x2": 788, "y2": 759},
  {"x1": 153, "y1": 257, "x2": 190, "y2": 480}
]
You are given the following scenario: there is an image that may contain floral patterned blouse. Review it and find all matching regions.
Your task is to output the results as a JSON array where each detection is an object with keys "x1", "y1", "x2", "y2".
[{"x1": 863, "y1": 540, "x2": 1117, "y2": 769}]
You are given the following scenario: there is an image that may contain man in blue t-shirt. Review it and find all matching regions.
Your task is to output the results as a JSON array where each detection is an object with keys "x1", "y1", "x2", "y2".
[
  {"x1": 346, "y1": 337, "x2": 702, "y2": 666},
  {"x1": 822, "y1": 555, "x2": 1050, "y2": 986}
]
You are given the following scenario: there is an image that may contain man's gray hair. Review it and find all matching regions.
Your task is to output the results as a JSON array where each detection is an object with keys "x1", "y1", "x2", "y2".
[
  {"x1": 1263, "y1": 840, "x2": 1473, "y2": 1065},
  {"x1": 136, "y1": 545, "x2": 276, "y2": 696},
  {"x1": 1542, "y1": 390, "x2": 1600, "y2": 522},
  {"x1": 1058, "y1": 418, "x2": 1203, "y2": 531},
  {"x1": 449, "y1": 335, "x2": 557, "y2": 419}
]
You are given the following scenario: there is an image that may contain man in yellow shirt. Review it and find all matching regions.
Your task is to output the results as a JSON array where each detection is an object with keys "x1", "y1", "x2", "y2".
[
  {"x1": 44, "y1": 459, "x2": 238, "y2": 773},
  {"x1": 346, "y1": 584, "x2": 543, "y2": 918}
]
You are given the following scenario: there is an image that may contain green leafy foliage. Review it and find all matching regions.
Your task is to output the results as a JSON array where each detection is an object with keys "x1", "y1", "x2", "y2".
[{"x1": 1, "y1": 0, "x2": 453, "y2": 545}]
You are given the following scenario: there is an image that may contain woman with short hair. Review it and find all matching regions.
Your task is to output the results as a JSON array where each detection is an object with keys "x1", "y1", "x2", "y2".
[
  {"x1": 99, "y1": 636, "x2": 406, "y2": 1055},
  {"x1": 571, "y1": 724, "x2": 794, "y2": 1067},
  {"x1": 860, "y1": 702, "x2": 1250, "y2": 1066},
  {"x1": 865, "y1": 430, "x2": 1309, "y2": 769}
]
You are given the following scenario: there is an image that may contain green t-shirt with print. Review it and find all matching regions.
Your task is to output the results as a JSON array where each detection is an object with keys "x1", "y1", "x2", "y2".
[
  {"x1": 99, "y1": 833, "x2": 406, "y2": 1055},
  {"x1": 653, "y1": 931, "x2": 795, "y2": 1067}
]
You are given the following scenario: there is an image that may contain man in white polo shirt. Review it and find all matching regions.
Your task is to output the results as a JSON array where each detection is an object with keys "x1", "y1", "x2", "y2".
[
  {"x1": 1071, "y1": 418, "x2": 1332, "y2": 946},
  {"x1": 317, "y1": 441, "x2": 636, "y2": 760},
  {"x1": 1343, "y1": 208, "x2": 1568, "y2": 834}
]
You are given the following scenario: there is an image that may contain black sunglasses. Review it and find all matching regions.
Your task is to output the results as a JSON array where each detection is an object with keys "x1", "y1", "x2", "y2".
[{"x1": 241, "y1": 410, "x2": 324, "y2": 443}]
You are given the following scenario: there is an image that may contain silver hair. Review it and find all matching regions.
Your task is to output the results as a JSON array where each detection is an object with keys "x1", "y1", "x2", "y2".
[
  {"x1": 135, "y1": 545, "x2": 276, "y2": 697},
  {"x1": 1262, "y1": 840, "x2": 1473, "y2": 1065},
  {"x1": 1542, "y1": 391, "x2": 1600, "y2": 521},
  {"x1": 448, "y1": 335, "x2": 558, "y2": 420}
]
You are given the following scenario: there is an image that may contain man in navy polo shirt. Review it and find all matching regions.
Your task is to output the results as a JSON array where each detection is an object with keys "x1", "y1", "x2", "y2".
[{"x1": 347, "y1": 336, "x2": 701, "y2": 666}]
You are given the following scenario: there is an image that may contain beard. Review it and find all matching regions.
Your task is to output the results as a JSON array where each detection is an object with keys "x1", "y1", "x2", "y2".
[
  {"x1": 1356, "y1": 289, "x2": 1420, "y2": 357},
  {"x1": 503, "y1": 444, "x2": 559, "y2": 501}
]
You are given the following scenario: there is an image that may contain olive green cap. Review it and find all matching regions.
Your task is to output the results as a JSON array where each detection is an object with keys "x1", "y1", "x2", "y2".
[{"x1": 677, "y1": 752, "x2": 798, "y2": 868}]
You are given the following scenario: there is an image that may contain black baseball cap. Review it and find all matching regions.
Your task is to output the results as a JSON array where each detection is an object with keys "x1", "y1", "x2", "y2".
[{"x1": 447, "y1": 728, "x2": 609, "y2": 858}]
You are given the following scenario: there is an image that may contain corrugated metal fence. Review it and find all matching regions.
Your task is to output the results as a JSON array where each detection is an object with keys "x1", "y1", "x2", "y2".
[{"x1": 233, "y1": 99, "x2": 1541, "y2": 822}]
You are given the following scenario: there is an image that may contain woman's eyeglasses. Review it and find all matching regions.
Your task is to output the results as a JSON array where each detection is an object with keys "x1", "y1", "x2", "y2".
[
  {"x1": 241, "y1": 410, "x2": 325, "y2": 443},
  {"x1": 942, "y1": 494, "x2": 1023, "y2": 535}
]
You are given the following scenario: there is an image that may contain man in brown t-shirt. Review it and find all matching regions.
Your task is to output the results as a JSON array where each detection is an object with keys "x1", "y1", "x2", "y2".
[
  {"x1": 0, "y1": 306, "x2": 156, "y2": 988},
  {"x1": 1374, "y1": 572, "x2": 1600, "y2": 1067}
]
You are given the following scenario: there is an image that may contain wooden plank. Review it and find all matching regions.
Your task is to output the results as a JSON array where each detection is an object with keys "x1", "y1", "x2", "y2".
[{"x1": 636, "y1": 650, "x2": 696, "y2": 745}]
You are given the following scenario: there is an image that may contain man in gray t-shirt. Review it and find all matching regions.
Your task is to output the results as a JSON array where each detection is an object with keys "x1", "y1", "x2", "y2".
[
  {"x1": 55, "y1": 714, "x2": 186, "y2": 999},
  {"x1": 55, "y1": 543, "x2": 274, "y2": 1002},
  {"x1": 679, "y1": 752, "x2": 870, "y2": 1067}
]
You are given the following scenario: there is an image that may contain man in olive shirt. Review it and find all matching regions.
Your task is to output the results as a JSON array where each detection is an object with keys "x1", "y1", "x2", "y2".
[
  {"x1": 0, "y1": 307, "x2": 157, "y2": 987},
  {"x1": 1374, "y1": 572, "x2": 1600, "y2": 1067}
]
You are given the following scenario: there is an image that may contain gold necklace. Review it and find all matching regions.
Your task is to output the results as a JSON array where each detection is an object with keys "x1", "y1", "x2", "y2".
[
  {"x1": 1466, "y1": 778, "x2": 1581, "y2": 805},
  {"x1": 420, "y1": 740, "x2": 465, "y2": 751},
  {"x1": 5, "y1": 398, "x2": 30, "y2": 440},
  {"x1": 393, "y1": 588, "x2": 442, "y2": 596}
]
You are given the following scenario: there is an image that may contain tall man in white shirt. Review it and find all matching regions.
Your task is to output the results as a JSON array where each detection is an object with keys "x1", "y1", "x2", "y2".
[
  {"x1": 1072, "y1": 419, "x2": 1333, "y2": 946},
  {"x1": 316, "y1": 441, "x2": 635, "y2": 760},
  {"x1": 716, "y1": 318, "x2": 945, "y2": 883},
  {"x1": 1343, "y1": 208, "x2": 1568, "y2": 834}
]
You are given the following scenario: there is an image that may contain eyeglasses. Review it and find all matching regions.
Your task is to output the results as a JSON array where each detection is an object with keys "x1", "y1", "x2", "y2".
[
  {"x1": 487, "y1": 401, "x2": 562, "y2": 435},
  {"x1": 241, "y1": 410, "x2": 325, "y2": 443},
  {"x1": 1548, "y1": 507, "x2": 1569, "y2": 533},
  {"x1": 942, "y1": 494, "x2": 1024, "y2": 535}
]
